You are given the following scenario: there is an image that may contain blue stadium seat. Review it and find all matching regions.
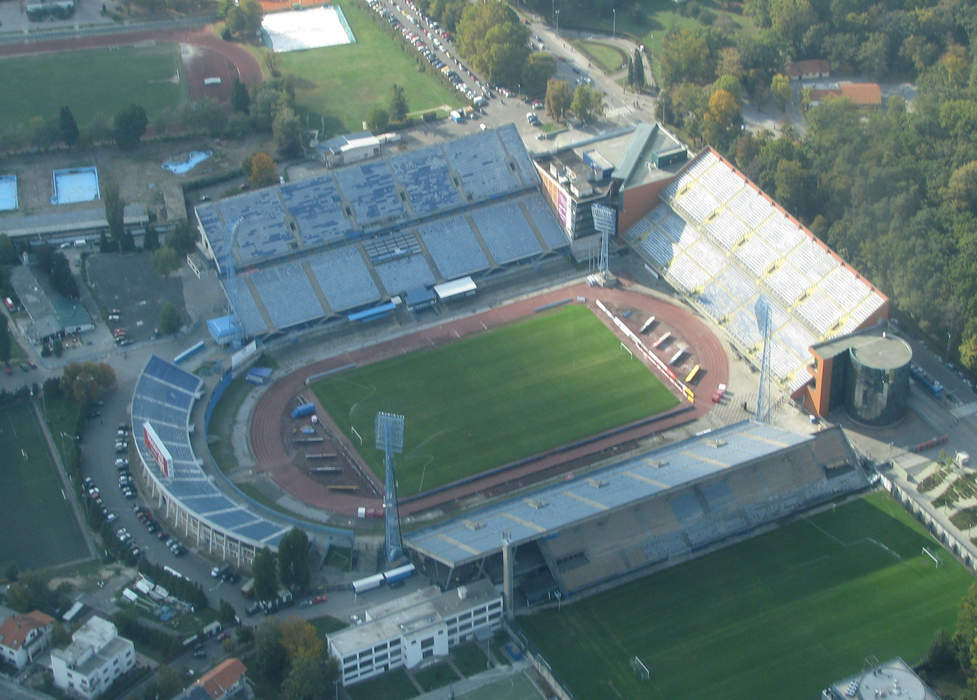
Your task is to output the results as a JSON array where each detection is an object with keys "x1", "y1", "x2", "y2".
[
  {"x1": 471, "y1": 200, "x2": 542, "y2": 264},
  {"x1": 418, "y1": 215, "x2": 490, "y2": 279}
]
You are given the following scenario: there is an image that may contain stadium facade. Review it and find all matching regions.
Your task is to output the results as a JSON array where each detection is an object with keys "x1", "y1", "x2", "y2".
[
  {"x1": 130, "y1": 355, "x2": 351, "y2": 567},
  {"x1": 194, "y1": 125, "x2": 570, "y2": 340},
  {"x1": 405, "y1": 421, "x2": 867, "y2": 606}
]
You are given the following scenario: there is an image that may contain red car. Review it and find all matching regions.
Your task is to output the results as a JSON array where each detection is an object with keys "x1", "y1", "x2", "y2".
[{"x1": 312, "y1": 594, "x2": 328, "y2": 604}]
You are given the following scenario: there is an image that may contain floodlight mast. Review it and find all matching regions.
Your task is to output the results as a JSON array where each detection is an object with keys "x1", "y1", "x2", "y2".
[
  {"x1": 376, "y1": 412, "x2": 406, "y2": 563},
  {"x1": 754, "y1": 297, "x2": 772, "y2": 423}
]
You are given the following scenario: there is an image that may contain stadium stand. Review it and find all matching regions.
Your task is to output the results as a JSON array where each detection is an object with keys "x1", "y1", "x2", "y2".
[
  {"x1": 417, "y1": 216, "x2": 491, "y2": 280},
  {"x1": 195, "y1": 125, "x2": 568, "y2": 338},
  {"x1": 625, "y1": 147, "x2": 886, "y2": 393},
  {"x1": 132, "y1": 356, "x2": 290, "y2": 566},
  {"x1": 406, "y1": 422, "x2": 866, "y2": 595}
]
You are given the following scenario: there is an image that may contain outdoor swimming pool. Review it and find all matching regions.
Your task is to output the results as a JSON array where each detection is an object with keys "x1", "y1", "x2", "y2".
[{"x1": 51, "y1": 167, "x2": 100, "y2": 205}]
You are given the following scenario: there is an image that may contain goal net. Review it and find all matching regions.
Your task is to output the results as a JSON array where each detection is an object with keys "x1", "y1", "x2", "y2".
[{"x1": 630, "y1": 656, "x2": 651, "y2": 680}]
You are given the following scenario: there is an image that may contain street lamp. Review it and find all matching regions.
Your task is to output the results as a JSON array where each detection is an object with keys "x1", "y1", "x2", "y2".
[
  {"x1": 612, "y1": 8, "x2": 616, "y2": 37},
  {"x1": 555, "y1": 9, "x2": 559, "y2": 35}
]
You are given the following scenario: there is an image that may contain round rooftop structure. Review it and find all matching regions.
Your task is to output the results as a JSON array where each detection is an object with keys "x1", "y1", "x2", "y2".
[{"x1": 846, "y1": 334, "x2": 911, "y2": 426}]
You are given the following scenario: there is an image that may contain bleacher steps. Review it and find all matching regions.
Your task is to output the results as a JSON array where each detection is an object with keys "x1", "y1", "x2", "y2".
[
  {"x1": 243, "y1": 277, "x2": 275, "y2": 332},
  {"x1": 465, "y1": 214, "x2": 498, "y2": 269}
]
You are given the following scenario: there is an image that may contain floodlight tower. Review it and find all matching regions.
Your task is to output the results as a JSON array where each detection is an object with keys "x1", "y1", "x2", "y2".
[
  {"x1": 376, "y1": 411, "x2": 406, "y2": 563},
  {"x1": 218, "y1": 216, "x2": 246, "y2": 349},
  {"x1": 591, "y1": 203, "x2": 617, "y2": 283},
  {"x1": 754, "y1": 296, "x2": 773, "y2": 424}
]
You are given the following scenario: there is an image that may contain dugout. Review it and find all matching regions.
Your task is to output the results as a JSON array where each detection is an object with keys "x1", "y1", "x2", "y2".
[
  {"x1": 434, "y1": 277, "x2": 477, "y2": 302},
  {"x1": 405, "y1": 287, "x2": 436, "y2": 311}
]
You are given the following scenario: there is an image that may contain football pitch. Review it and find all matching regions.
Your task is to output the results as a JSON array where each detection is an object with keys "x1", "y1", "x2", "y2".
[
  {"x1": 0, "y1": 43, "x2": 186, "y2": 131},
  {"x1": 0, "y1": 403, "x2": 87, "y2": 571},
  {"x1": 520, "y1": 493, "x2": 974, "y2": 699},
  {"x1": 312, "y1": 305, "x2": 679, "y2": 497}
]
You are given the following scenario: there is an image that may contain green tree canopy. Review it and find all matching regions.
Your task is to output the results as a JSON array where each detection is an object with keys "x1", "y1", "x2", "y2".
[
  {"x1": 159, "y1": 303, "x2": 181, "y2": 335},
  {"x1": 113, "y1": 104, "x2": 148, "y2": 149},
  {"x1": 254, "y1": 547, "x2": 278, "y2": 601},
  {"x1": 521, "y1": 52, "x2": 557, "y2": 98},
  {"x1": 389, "y1": 84, "x2": 409, "y2": 123},
  {"x1": 545, "y1": 78, "x2": 573, "y2": 121},
  {"x1": 455, "y1": 1, "x2": 529, "y2": 88},
  {"x1": 367, "y1": 106, "x2": 390, "y2": 132},
  {"x1": 152, "y1": 247, "x2": 181, "y2": 278},
  {"x1": 570, "y1": 84, "x2": 605, "y2": 124},
  {"x1": 59, "y1": 106, "x2": 79, "y2": 146},
  {"x1": 231, "y1": 78, "x2": 251, "y2": 114},
  {"x1": 273, "y1": 105, "x2": 303, "y2": 158},
  {"x1": 278, "y1": 528, "x2": 310, "y2": 591}
]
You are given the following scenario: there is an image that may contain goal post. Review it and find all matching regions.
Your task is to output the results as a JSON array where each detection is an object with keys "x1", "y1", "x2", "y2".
[
  {"x1": 351, "y1": 425, "x2": 364, "y2": 445},
  {"x1": 922, "y1": 546, "x2": 942, "y2": 567},
  {"x1": 620, "y1": 342, "x2": 634, "y2": 360},
  {"x1": 630, "y1": 656, "x2": 651, "y2": 680}
]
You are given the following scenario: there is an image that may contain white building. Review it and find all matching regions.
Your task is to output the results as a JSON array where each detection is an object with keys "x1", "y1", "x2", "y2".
[
  {"x1": 51, "y1": 616, "x2": 135, "y2": 698},
  {"x1": 328, "y1": 579, "x2": 502, "y2": 686},
  {"x1": 0, "y1": 608, "x2": 54, "y2": 670}
]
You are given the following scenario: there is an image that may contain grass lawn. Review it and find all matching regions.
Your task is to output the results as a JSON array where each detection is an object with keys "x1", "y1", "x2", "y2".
[
  {"x1": 452, "y1": 641, "x2": 490, "y2": 677},
  {"x1": 346, "y1": 667, "x2": 417, "y2": 700},
  {"x1": 520, "y1": 493, "x2": 974, "y2": 699},
  {"x1": 414, "y1": 661, "x2": 460, "y2": 691},
  {"x1": 277, "y1": 0, "x2": 461, "y2": 133},
  {"x1": 0, "y1": 402, "x2": 86, "y2": 571},
  {"x1": 208, "y1": 374, "x2": 252, "y2": 473},
  {"x1": 0, "y1": 43, "x2": 186, "y2": 131},
  {"x1": 309, "y1": 614, "x2": 347, "y2": 636},
  {"x1": 572, "y1": 39, "x2": 627, "y2": 74},
  {"x1": 313, "y1": 305, "x2": 678, "y2": 497}
]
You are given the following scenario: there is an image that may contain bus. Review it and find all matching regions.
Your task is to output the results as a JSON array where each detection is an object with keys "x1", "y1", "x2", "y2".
[{"x1": 685, "y1": 364, "x2": 701, "y2": 384}]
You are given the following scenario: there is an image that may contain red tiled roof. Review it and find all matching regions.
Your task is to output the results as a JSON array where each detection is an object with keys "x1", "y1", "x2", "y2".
[
  {"x1": 194, "y1": 658, "x2": 246, "y2": 699},
  {"x1": 789, "y1": 59, "x2": 830, "y2": 77},
  {"x1": 0, "y1": 610, "x2": 54, "y2": 651},
  {"x1": 840, "y1": 83, "x2": 882, "y2": 105}
]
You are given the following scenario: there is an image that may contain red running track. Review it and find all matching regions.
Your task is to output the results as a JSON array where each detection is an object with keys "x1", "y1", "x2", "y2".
[{"x1": 250, "y1": 279, "x2": 729, "y2": 517}]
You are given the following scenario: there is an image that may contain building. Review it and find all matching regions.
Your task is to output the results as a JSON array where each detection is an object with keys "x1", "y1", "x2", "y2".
[
  {"x1": 9, "y1": 263, "x2": 94, "y2": 344},
  {"x1": 181, "y1": 658, "x2": 248, "y2": 700},
  {"x1": 823, "y1": 657, "x2": 938, "y2": 700},
  {"x1": 51, "y1": 616, "x2": 135, "y2": 699},
  {"x1": 533, "y1": 123, "x2": 689, "y2": 245},
  {"x1": 789, "y1": 59, "x2": 830, "y2": 80},
  {"x1": 0, "y1": 204, "x2": 148, "y2": 248},
  {"x1": 328, "y1": 579, "x2": 502, "y2": 686},
  {"x1": 0, "y1": 609, "x2": 54, "y2": 670},
  {"x1": 840, "y1": 82, "x2": 883, "y2": 107},
  {"x1": 805, "y1": 324, "x2": 911, "y2": 423},
  {"x1": 315, "y1": 131, "x2": 382, "y2": 167}
]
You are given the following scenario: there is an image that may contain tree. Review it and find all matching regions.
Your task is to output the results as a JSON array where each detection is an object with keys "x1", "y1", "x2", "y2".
[
  {"x1": 545, "y1": 78, "x2": 573, "y2": 121},
  {"x1": 103, "y1": 182, "x2": 125, "y2": 251},
  {"x1": 570, "y1": 85, "x2": 605, "y2": 124},
  {"x1": 771, "y1": 73, "x2": 791, "y2": 112},
  {"x1": 273, "y1": 105, "x2": 303, "y2": 158},
  {"x1": 0, "y1": 315, "x2": 10, "y2": 364},
  {"x1": 241, "y1": 0, "x2": 263, "y2": 37},
  {"x1": 521, "y1": 52, "x2": 557, "y2": 98},
  {"x1": 185, "y1": 98, "x2": 228, "y2": 137},
  {"x1": 167, "y1": 221, "x2": 198, "y2": 256},
  {"x1": 142, "y1": 224, "x2": 159, "y2": 251},
  {"x1": 231, "y1": 78, "x2": 251, "y2": 114},
  {"x1": 455, "y1": 1, "x2": 529, "y2": 87},
  {"x1": 59, "y1": 106, "x2": 79, "y2": 146},
  {"x1": 278, "y1": 528, "x2": 310, "y2": 591},
  {"x1": 113, "y1": 104, "x2": 148, "y2": 149},
  {"x1": 152, "y1": 247, "x2": 181, "y2": 278},
  {"x1": 279, "y1": 617, "x2": 323, "y2": 661},
  {"x1": 225, "y1": 6, "x2": 245, "y2": 37},
  {"x1": 659, "y1": 28, "x2": 713, "y2": 87},
  {"x1": 254, "y1": 620, "x2": 288, "y2": 686},
  {"x1": 632, "y1": 48, "x2": 645, "y2": 89},
  {"x1": 155, "y1": 666, "x2": 182, "y2": 699},
  {"x1": 219, "y1": 600, "x2": 237, "y2": 626},
  {"x1": 48, "y1": 253, "x2": 79, "y2": 299},
  {"x1": 282, "y1": 656, "x2": 337, "y2": 700},
  {"x1": 389, "y1": 84, "x2": 409, "y2": 123},
  {"x1": 367, "y1": 106, "x2": 390, "y2": 132},
  {"x1": 159, "y1": 303, "x2": 181, "y2": 335},
  {"x1": 627, "y1": 54, "x2": 634, "y2": 86},
  {"x1": 61, "y1": 362, "x2": 116, "y2": 403},
  {"x1": 254, "y1": 547, "x2": 278, "y2": 601},
  {"x1": 248, "y1": 151, "x2": 278, "y2": 188},
  {"x1": 704, "y1": 88, "x2": 741, "y2": 147},
  {"x1": 0, "y1": 234, "x2": 17, "y2": 265}
]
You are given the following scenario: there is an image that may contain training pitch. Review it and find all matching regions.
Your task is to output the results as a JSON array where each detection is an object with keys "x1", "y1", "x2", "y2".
[
  {"x1": 0, "y1": 43, "x2": 186, "y2": 131},
  {"x1": 312, "y1": 305, "x2": 679, "y2": 498},
  {"x1": 520, "y1": 493, "x2": 973, "y2": 699},
  {"x1": 0, "y1": 403, "x2": 86, "y2": 571},
  {"x1": 278, "y1": 0, "x2": 461, "y2": 132}
]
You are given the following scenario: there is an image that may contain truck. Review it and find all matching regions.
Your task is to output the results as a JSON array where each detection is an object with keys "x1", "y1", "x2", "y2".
[
  {"x1": 202, "y1": 621, "x2": 222, "y2": 638},
  {"x1": 240, "y1": 578, "x2": 255, "y2": 598}
]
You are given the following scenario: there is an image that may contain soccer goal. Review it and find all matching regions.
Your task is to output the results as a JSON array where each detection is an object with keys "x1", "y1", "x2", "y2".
[
  {"x1": 630, "y1": 656, "x2": 651, "y2": 680},
  {"x1": 922, "y1": 546, "x2": 942, "y2": 567}
]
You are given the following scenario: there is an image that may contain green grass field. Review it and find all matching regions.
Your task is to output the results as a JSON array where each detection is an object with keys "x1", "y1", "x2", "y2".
[
  {"x1": 279, "y1": 0, "x2": 461, "y2": 133},
  {"x1": 312, "y1": 305, "x2": 678, "y2": 497},
  {"x1": 0, "y1": 44, "x2": 186, "y2": 131},
  {"x1": 0, "y1": 402, "x2": 87, "y2": 571},
  {"x1": 571, "y1": 39, "x2": 627, "y2": 74},
  {"x1": 346, "y1": 667, "x2": 417, "y2": 700},
  {"x1": 520, "y1": 493, "x2": 973, "y2": 699}
]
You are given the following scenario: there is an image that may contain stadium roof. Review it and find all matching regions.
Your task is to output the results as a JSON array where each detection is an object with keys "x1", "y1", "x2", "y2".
[
  {"x1": 405, "y1": 421, "x2": 813, "y2": 568},
  {"x1": 625, "y1": 147, "x2": 887, "y2": 393},
  {"x1": 131, "y1": 355, "x2": 289, "y2": 549},
  {"x1": 615, "y1": 122, "x2": 687, "y2": 189}
]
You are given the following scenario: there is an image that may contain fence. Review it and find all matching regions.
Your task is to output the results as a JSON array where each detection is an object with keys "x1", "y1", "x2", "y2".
[{"x1": 505, "y1": 620, "x2": 575, "y2": 700}]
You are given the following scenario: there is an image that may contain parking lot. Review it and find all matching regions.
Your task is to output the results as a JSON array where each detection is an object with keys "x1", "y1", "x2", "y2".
[{"x1": 86, "y1": 252, "x2": 186, "y2": 344}]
